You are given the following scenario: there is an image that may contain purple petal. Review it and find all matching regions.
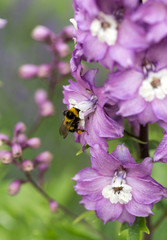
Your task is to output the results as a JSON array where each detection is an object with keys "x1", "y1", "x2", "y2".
[
  {"x1": 111, "y1": 144, "x2": 136, "y2": 164},
  {"x1": 83, "y1": 34, "x2": 107, "y2": 61},
  {"x1": 117, "y1": 208, "x2": 136, "y2": 226},
  {"x1": 95, "y1": 198, "x2": 123, "y2": 224},
  {"x1": 125, "y1": 198, "x2": 153, "y2": 217},
  {"x1": 90, "y1": 144, "x2": 121, "y2": 176},
  {"x1": 93, "y1": 106, "x2": 123, "y2": 139},
  {"x1": 147, "y1": 22, "x2": 167, "y2": 43},
  {"x1": 117, "y1": 95, "x2": 146, "y2": 117},
  {"x1": 74, "y1": 175, "x2": 111, "y2": 200},
  {"x1": 73, "y1": 167, "x2": 99, "y2": 181},
  {"x1": 83, "y1": 68, "x2": 98, "y2": 88},
  {"x1": 80, "y1": 198, "x2": 96, "y2": 210},
  {"x1": 126, "y1": 157, "x2": 153, "y2": 178},
  {"x1": 137, "y1": 103, "x2": 158, "y2": 125},
  {"x1": 153, "y1": 134, "x2": 167, "y2": 163},
  {"x1": 105, "y1": 70, "x2": 143, "y2": 100},
  {"x1": 152, "y1": 98, "x2": 167, "y2": 122},
  {"x1": 128, "y1": 177, "x2": 167, "y2": 204}
]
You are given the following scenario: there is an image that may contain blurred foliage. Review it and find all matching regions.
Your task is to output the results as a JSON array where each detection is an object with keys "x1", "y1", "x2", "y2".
[{"x1": 0, "y1": 0, "x2": 167, "y2": 240}]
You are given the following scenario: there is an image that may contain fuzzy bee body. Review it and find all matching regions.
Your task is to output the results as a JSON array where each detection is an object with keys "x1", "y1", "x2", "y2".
[{"x1": 59, "y1": 107, "x2": 85, "y2": 138}]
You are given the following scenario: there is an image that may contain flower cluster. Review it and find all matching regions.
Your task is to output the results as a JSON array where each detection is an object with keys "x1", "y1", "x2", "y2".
[
  {"x1": 0, "y1": 122, "x2": 53, "y2": 193},
  {"x1": 60, "y1": 0, "x2": 167, "y2": 226}
]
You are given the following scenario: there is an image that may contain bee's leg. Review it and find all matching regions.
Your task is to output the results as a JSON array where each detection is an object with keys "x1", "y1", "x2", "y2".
[{"x1": 77, "y1": 129, "x2": 88, "y2": 135}]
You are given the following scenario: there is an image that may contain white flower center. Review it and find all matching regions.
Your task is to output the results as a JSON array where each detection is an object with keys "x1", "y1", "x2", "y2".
[
  {"x1": 90, "y1": 12, "x2": 118, "y2": 46},
  {"x1": 102, "y1": 170, "x2": 132, "y2": 204},
  {"x1": 139, "y1": 69, "x2": 167, "y2": 102},
  {"x1": 69, "y1": 95, "x2": 98, "y2": 127}
]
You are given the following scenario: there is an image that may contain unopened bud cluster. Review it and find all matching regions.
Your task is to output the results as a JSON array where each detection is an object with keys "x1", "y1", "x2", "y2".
[{"x1": 0, "y1": 122, "x2": 53, "y2": 195}]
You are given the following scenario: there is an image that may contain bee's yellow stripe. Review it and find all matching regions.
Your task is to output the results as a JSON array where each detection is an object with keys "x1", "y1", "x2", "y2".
[{"x1": 69, "y1": 108, "x2": 79, "y2": 118}]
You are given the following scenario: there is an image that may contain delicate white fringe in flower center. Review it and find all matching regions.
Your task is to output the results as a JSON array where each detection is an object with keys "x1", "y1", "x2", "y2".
[
  {"x1": 102, "y1": 170, "x2": 132, "y2": 204},
  {"x1": 69, "y1": 95, "x2": 98, "y2": 127},
  {"x1": 139, "y1": 69, "x2": 167, "y2": 102},
  {"x1": 90, "y1": 12, "x2": 118, "y2": 46}
]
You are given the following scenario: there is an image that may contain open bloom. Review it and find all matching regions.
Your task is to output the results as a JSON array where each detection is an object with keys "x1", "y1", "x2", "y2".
[
  {"x1": 105, "y1": 38, "x2": 167, "y2": 128},
  {"x1": 63, "y1": 68, "x2": 123, "y2": 149},
  {"x1": 73, "y1": 144, "x2": 167, "y2": 225},
  {"x1": 71, "y1": 0, "x2": 147, "y2": 69}
]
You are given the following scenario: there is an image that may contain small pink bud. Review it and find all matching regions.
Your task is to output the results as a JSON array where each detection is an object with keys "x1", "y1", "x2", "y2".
[
  {"x1": 34, "y1": 89, "x2": 48, "y2": 105},
  {"x1": 12, "y1": 143, "x2": 22, "y2": 158},
  {"x1": 55, "y1": 41, "x2": 70, "y2": 58},
  {"x1": 31, "y1": 25, "x2": 52, "y2": 43},
  {"x1": 38, "y1": 163, "x2": 49, "y2": 172},
  {"x1": 37, "y1": 64, "x2": 51, "y2": 78},
  {"x1": 35, "y1": 151, "x2": 53, "y2": 164},
  {"x1": 26, "y1": 138, "x2": 41, "y2": 149},
  {"x1": 49, "y1": 200, "x2": 58, "y2": 213},
  {"x1": 14, "y1": 122, "x2": 26, "y2": 136},
  {"x1": 0, "y1": 133, "x2": 10, "y2": 144},
  {"x1": 57, "y1": 61, "x2": 71, "y2": 75},
  {"x1": 40, "y1": 101, "x2": 55, "y2": 117},
  {"x1": 8, "y1": 180, "x2": 22, "y2": 195},
  {"x1": 19, "y1": 64, "x2": 38, "y2": 79},
  {"x1": 17, "y1": 133, "x2": 27, "y2": 145},
  {"x1": 0, "y1": 150, "x2": 12, "y2": 164},
  {"x1": 0, "y1": 18, "x2": 7, "y2": 29},
  {"x1": 22, "y1": 160, "x2": 34, "y2": 172},
  {"x1": 61, "y1": 25, "x2": 74, "y2": 40}
]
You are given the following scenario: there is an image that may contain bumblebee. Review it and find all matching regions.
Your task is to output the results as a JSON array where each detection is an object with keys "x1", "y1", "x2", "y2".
[{"x1": 59, "y1": 107, "x2": 85, "y2": 138}]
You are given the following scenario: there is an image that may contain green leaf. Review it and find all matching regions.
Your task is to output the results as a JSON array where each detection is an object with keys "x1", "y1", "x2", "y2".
[
  {"x1": 149, "y1": 140, "x2": 160, "y2": 150},
  {"x1": 119, "y1": 217, "x2": 150, "y2": 240},
  {"x1": 76, "y1": 144, "x2": 90, "y2": 156}
]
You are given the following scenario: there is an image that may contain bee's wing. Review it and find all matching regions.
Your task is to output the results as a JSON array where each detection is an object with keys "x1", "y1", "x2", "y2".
[{"x1": 59, "y1": 120, "x2": 72, "y2": 139}]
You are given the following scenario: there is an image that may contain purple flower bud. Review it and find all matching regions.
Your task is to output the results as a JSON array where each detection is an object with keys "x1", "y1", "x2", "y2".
[
  {"x1": 17, "y1": 133, "x2": 27, "y2": 145},
  {"x1": 34, "y1": 89, "x2": 48, "y2": 105},
  {"x1": 49, "y1": 200, "x2": 58, "y2": 213},
  {"x1": 35, "y1": 151, "x2": 53, "y2": 164},
  {"x1": 8, "y1": 179, "x2": 22, "y2": 195},
  {"x1": 22, "y1": 160, "x2": 34, "y2": 172},
  {"x1": 31, "y1": 25, "x2": 52, "y2": 43},
  {"x1": 57, "y1": 61, "x2": 71, "y2": 76},
  {"x1": 12, "y1": 143, "x2": 22, "y2": 158},
  {"x1": 39, "y1": 101, "x2": 55, "y2": 117},
  {"x1": 0, "y1": 133, "x2": 10, "y2": 144},
  {"x1": 0, "y1": 18, "x2": 7, "y2": 29},
  {"x1": 19, "y1": 64, "x2": 38, "y2": 79},
  {"x1": 61, "y1": 25, "x2": 74, "y2": 40},
  {"x1": 14, "y1": 122, "x2": 26, "y2": 136},
  {"x1": 38, "y1": 163, "x2": 49, "y2": 172},
  {"x1": 0, "y1": 150, "x2": 12, "y2": 164},
  {"x1": 26, "y1": 138, "x2": 41, "y2": 149},
  {"x1": 55, "y1": 41, "x2": 70, "y2": 58},
  {"x1": 37, "y1": 64, "x2": 51, "y2": 78}
]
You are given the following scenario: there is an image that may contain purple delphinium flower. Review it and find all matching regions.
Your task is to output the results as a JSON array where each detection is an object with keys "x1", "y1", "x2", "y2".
[
  {"x1": 73, "y1": 144, "x2": 167, "y2": 225},
  {"x1": 153, "y1": 132, "x2": 167, "y2": 163},
  {"x1": 104, "y1": 38, "x2": 167, "y2": 128},
  {"x1": 132, "y1": 0, "x2": 167, "y2": 45},
  {"x1": 71, "y1": 0, "x2": 147, "y2": 69},
  {"x1": 63, "y1": 68, "x2": 123, "y2": 150}
]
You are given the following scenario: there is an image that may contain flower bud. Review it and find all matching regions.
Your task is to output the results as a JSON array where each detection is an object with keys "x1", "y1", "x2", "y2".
[
  {"x1": 40, "y1": 101, "x2": 55, "y2": 117},
  {"x1": 0, "y1": 18, "x2": 7, "y2": 29},
  {"x1": 35, "y1": 151, "x2": 53, "y2": 164},
  {"x1": 34, "y1": 89, "x2": 48, "y2": 105},
  {"x1": 57, "y1": 61, "x2": 71, "y2": 75},
  {"x1": 8, "y1": 179, "x2": 22, "y2": 195},
  {"x1": 17, "y1": 133, "x2": 27, "y2": 145},
  {"x1": 49, "y1": 200, "x2": 58, "y2": 213},
  {"x1": 0, "y1": 150, "x2": 12, "y2": 164},
  {"x1": 22, "y1": 160, "x2": 34, "y2": 172},
  {"x1": 37, "y1": 64, "x2": 51, "y2": 78},
  {"x1": 61, "y1": 25, "x2": 74, "y2": 40},
  {"x1": 55, "y1": 41, "x2": 70, "y2": 58},
  {"x1": 12, "y1": 143, "x2": 22, "y2": 158},
  {"x1": 14, "y1": 122, "x2": 26, "y2": 136},
  {"x1": 0, "y1": 133, "x2": 10, "y2": 145},
  {"x1": 19, "y1": 64, "x2": 38, "y2": 79},
  {"x1": 31, "y1": 25, "x2": 52, "y2": 43},
  {"x1": 26, "y1": 138, "x2": 41, "y2": 149}
]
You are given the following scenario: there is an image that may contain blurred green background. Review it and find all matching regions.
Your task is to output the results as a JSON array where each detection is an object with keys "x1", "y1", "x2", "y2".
[{"x1": 0, "y1": 1, "x2": 167, "y2": 239}]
